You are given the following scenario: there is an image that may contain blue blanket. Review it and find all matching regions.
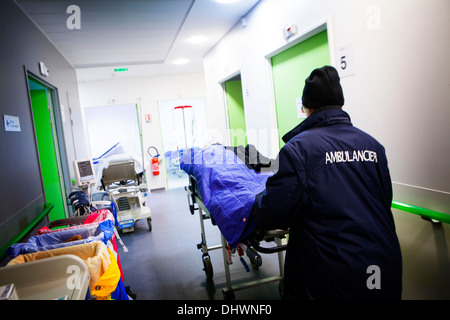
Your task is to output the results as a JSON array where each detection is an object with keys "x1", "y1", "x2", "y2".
[{"x1": 180, "y1": 145, "x2": 269, "y2": 247}]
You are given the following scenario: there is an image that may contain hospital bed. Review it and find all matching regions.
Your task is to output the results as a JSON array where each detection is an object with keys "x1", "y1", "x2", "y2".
[
  {"x1": 96, "y1": 154, "x2": 152, "y2": 232},
  {"x1": 180, "y1": 145, "x2": 288, "y2": 300}
]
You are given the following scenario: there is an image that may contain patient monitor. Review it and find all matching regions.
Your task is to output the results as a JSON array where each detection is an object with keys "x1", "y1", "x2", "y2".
[{"x1": 73, "y1": 159, "x2": 96, "y2": 187}]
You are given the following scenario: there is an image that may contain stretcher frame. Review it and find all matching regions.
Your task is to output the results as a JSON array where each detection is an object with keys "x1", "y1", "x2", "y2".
[{"x1": 185, "y1": 175, "x2": 288, "y2": 300}]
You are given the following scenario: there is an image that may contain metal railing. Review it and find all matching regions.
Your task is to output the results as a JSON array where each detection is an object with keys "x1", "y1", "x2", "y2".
[
  {"x1": 392, "y1": 201, "x2": 449, "y2": 224},
  {"x1": 0, "y1": 203, "x2": 54, "y2": 262}
]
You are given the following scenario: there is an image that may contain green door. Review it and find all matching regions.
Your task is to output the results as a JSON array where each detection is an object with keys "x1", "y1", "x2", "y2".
[
  {"x1": 272, "y1": 30, "x2": 330, "y2": 148},
  {"x1": 29, "y1": 79, "x2": 66, "y2": 221},
  {"x1": 225, "y1": 79, "x2": 247, "y2": 146}
]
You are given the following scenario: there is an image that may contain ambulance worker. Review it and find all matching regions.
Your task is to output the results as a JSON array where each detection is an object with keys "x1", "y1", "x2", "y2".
[{"x1": 251, "y1": 66, "x2": 402, "y2": 300}]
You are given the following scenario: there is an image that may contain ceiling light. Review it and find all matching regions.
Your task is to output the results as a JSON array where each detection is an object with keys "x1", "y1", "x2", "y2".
[
  {"x1": 215, "y1": 0, "x2": 240, "y2": 3},
  {"x1": 186, "y1": 35, "x2": 208, "y2": 44},
  {"x1": 172, "y1": 58, "x2": 190, "y2": 65}
]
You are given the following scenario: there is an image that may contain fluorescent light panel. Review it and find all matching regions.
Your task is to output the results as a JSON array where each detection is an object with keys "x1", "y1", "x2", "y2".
[
  {"x1": 172, "y1": 58, "x2": 190, "y2": 65},
  {"x1": 215, "y1": 0, "x2": 241, "y2": 3},
  {"x1": 186, "y1": 35, "x2": 208, "y2": 44}
]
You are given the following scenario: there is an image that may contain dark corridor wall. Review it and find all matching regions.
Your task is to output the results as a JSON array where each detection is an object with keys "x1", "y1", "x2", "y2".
[{"x1": 0, "y1": 0, "x2": 80, "y2": 257}]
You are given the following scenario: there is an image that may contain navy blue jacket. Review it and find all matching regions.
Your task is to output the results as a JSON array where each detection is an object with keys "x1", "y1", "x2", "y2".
[{"x1": 252, "y1": 108, "x2": 402, "y2": 299}]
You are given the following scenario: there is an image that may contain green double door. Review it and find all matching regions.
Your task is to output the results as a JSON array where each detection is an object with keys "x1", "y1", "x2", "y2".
[
  {"x1": 28, "y1": 78, "x2": 66, "y2": 221},
  {"x1": 272, "y1": 30, "x2": 330, "y2": 148}
]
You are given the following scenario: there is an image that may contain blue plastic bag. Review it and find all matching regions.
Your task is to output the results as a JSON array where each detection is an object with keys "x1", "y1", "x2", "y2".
[{"x1": 7, "y1": 220, "x2": 115, "y2": 258}]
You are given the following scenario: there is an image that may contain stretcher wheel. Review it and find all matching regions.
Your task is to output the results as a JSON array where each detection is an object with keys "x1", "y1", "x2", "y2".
[
  {"x1": 246, "y1": 247, "x2": 262, "y2": 270},
  {"x1": 147, "y1": 217, "x2": 152, "y2": 231},
  {"x1": 202, "y1": 256, "x2": 213, "y2": 280},
  {"x1": 250, "y1": 256, "x2": 262, "y2": 270},
  {"x1": 222, "y1": 289, "x2": 235, "y2": 300}
]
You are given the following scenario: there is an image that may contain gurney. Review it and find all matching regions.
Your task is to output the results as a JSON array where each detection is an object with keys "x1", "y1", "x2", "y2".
[{"x1": 180, "y1": 145, "x2": 288, "y2": 300}]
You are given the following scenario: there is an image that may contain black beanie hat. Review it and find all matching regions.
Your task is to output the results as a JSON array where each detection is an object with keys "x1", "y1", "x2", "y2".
[{"x1": 302, "y1": 66, "x2": 344, "y2": 109}]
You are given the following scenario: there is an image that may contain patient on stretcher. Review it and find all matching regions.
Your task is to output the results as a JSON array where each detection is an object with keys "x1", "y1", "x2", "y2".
[{"x1": 180, "y1": 144, "x2": 276, "y2": 247}]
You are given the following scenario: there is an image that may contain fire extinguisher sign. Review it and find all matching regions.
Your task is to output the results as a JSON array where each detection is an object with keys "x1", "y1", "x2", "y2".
[{"x1": 145, "y1": 114, "x2": 152, "y2": 123}]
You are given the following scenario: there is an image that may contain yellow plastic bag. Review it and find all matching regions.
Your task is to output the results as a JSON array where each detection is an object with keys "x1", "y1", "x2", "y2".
[{"x1": 91, "y1": 248, "x2": 121, "y2": 300}]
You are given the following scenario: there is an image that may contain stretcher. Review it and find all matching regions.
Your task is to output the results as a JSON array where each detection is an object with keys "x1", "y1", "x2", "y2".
[{"x1": 181, "y1": 145, "x2": 288, "y2": 300}]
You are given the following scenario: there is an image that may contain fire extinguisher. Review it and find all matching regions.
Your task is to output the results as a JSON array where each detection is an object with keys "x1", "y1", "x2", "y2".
[{"x1": 148, "y1": 146, "x2": 160, "y2": 176}]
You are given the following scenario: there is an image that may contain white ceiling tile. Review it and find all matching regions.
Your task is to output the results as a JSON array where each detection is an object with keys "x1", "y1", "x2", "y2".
[{"x1": 15, "y1": 0, "x2": 260, "y2": 80}]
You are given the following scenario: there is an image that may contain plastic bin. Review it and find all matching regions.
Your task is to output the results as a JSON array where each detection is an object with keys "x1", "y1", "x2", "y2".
[
  {"x1": 7, "y1": 241, "x2": 126, "y2": 300},
  {"x1": 0, "y1": 254, "x2": 89, "y2": 300}
]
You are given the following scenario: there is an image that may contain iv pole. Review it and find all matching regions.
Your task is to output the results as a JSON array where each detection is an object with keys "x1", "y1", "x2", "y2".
[{"x1": 174, "y1": 105, "x2": 192, "y2": 152}]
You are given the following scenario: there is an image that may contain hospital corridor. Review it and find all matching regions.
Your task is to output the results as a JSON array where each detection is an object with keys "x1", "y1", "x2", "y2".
[{"x1": 0, "y1": 0, "x2": 449, "y2": 308}]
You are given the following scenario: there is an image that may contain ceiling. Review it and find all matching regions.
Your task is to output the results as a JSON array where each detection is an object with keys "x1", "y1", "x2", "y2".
[{"x1": 15, "y1": 0, "x2": 260, "y2": 81}]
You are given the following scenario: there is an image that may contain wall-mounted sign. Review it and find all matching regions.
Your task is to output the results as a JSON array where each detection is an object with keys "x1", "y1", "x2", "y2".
[
  {"x1": 4, "y1": 115, "x2": 21, "y2": 132},
  {"x1": 296, "y1": 97, "x2": 306, "y2": 119},
  {"x1": 39, "y1": 61, "x2": 50, "y2": 77},
  {"x1": 335, "y1": 43, "x2": 355, "y2": 78}
]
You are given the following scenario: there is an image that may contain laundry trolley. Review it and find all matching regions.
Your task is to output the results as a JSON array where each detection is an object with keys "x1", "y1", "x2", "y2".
[{"x1": 99, "y1": 156, "x2": 152, "y2": 232}]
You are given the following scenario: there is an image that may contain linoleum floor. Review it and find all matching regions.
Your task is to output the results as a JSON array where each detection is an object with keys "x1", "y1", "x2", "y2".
[{"x1": 118, "y1": 187, "x2": 283, "y2": 300}]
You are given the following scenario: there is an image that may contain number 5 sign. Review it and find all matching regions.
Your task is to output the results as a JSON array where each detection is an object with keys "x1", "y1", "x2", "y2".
[{"x1": 335, "y1": 43, "x2": 355, "y2": 78}]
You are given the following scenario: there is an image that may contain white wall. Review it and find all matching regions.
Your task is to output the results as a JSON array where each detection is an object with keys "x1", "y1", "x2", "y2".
[
  {"x1": 203, "y1": 0, "x2": 450, "y2": 213},
  {"x1": 77, "y1": 72, "x2": 206, "y2": 190}
]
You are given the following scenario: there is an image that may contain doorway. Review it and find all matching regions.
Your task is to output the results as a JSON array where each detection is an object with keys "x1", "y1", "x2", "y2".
[
  {"x1": 84, "y1": 103, "x2": 146, "y2": 190},
  {"x1": 158, "y1": 98, "x2": 209, "y2": 189},
  {"x1": 224, "y1": 74, "x2": 247, "y2": 147},
  {"x1": 271, "y1": 30, "x2": 330, "y2": 148},
  {"x1": 27, "y1": 75, "x2": 69, "y2": 221}
]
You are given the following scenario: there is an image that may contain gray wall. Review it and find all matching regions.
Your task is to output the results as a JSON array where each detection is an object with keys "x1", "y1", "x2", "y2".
[
  {"x1": 0, "y1": 0, "x2": 448, "y2": 299},
  {"x1": 204, "y1": 0, "x2": 450, "y2": 214},
  {"x1": 0, "y1": 0, "x2": 80, "y2": 254},
  {"x1": 203, "y1": 0, "x2": 450, "y2": 299},
  {"x1": 394, "y1": 210, "x2": 450, "y2": 299}
]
